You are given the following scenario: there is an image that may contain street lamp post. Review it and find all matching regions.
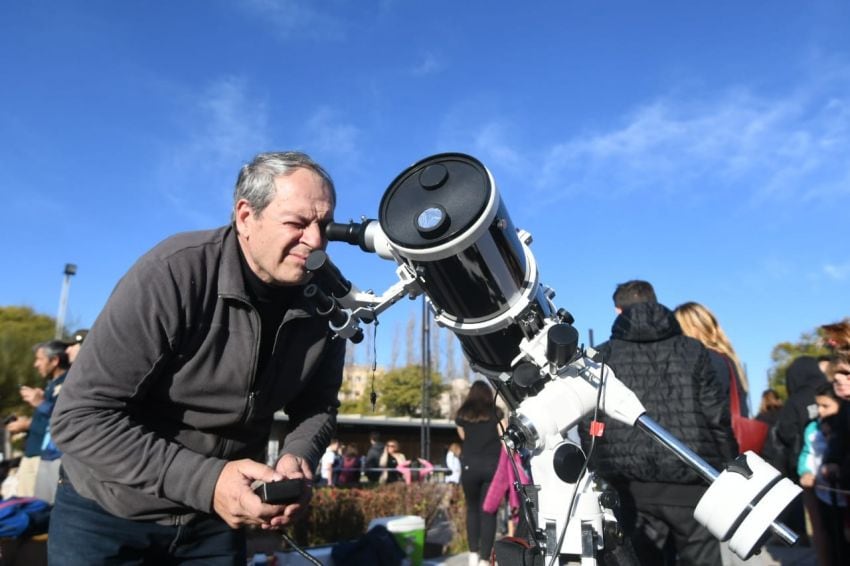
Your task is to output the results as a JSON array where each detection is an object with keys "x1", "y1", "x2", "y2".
[
  {"x1": 55, "y1": 263, "x2": 77, "y2": 339},
  {"x1": 420, "y1": 296, "x2": 431, "y2": 461}
]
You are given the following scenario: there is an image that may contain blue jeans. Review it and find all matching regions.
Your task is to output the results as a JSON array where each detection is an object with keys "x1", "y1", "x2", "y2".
[{"x1": 48, "y1": 472, "x2": 246, "y2": 565}]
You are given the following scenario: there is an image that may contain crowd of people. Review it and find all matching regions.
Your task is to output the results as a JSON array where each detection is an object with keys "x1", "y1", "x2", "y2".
[
  {"x1": 313, "y1": 433, "x2": 437, "y2": 487},
  {"x1": 0, "y1": 147, "x2": 846, "y2": 566}
]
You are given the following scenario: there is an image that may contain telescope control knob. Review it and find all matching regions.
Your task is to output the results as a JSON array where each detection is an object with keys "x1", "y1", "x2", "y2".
[{"x1": 512, "y1": 362, "x2": 542, "y2": 390}]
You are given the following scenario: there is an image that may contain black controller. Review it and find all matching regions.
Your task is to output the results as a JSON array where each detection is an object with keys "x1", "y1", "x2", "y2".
[{"x1": 253, "y1": 479, "x2": 305, "y2": 505}]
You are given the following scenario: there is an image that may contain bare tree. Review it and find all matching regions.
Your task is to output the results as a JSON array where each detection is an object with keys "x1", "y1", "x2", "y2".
[
  {"x1": 363, "y1": 321, "x2": 375, "y2": 368},
  {"x1": 430, "y1": 317, "x2": 441, "y2": 381},
  {"x1": 461, "y1": 355, "x2": 472, "y2": 381},
  {"x1": 390, "y1": 321, "x2": 400, "y2": 369},
  {"x1": 445, "y1": 331, "x2": 457, "y2": 381},
  {"x1": 344, "y1": 341, "x2": 355, "y2": 367},
  {"x1": 405, "y1": 309, "x2": 417, "y2": 367}
]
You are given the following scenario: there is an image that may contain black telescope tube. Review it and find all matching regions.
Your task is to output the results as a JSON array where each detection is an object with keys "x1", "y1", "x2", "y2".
[{"x1": 305, "y1": 250, "x2": 351, "y2": 299}]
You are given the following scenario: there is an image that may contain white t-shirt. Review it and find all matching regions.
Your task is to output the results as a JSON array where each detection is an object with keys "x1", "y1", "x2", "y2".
[
  {"x1": 445, "y1": 451, "x2": 461, "y2": 483},
  {"x1": 320, "y1": 448, "x2": 337, "y2": 484}
]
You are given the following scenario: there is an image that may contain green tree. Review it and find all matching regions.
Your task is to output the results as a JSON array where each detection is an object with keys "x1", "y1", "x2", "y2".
[
  {"x1": 768, "y1": 328, "x2": 830, "y2": 398},
  {"x1": 0, "y1": 306, "x2": 56, "y2": 416},
  {"x1": 376, "y1": 365, "x2": 447, "y2": 418}
]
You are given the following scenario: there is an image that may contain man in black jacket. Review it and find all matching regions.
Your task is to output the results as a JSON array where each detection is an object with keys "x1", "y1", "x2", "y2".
[{"x1": 587, "y1": 280, "x2": 738, "y2": 565}]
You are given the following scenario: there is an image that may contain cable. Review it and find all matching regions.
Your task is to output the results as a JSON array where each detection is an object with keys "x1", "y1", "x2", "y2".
[
  {"x1": 369, "y1": 319, "x2": 379, "y2": 411},
  {"x1": 280, "y1": 530, "x2": 323, "y2": 566},
  {"x1": 545, "y1": 353, "x2": 608, "y2": 566}
]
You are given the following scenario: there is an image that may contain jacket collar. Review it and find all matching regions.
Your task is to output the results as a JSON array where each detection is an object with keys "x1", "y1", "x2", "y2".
[
  {"x1": 217, "y1": 224, "x2": 312, "y2": 319},
  {"x1": 611, "y1": 302, "x2": 681, "y2": 343}
]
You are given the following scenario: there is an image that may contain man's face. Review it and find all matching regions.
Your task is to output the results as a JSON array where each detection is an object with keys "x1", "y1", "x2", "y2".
[
  {"x1": 236, "y1": 167, "x2": 334, "y2": 286},
  {"x1": 33, "y1": 347, "x2": 57, "y2": 378},
  {"x1": 831, "y1": 361, "x2": 850, "y2": 400}
]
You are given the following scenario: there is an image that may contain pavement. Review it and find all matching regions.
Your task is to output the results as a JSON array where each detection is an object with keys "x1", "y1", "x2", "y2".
[
  {"x1": 421, "y1": 543, "x2": 817, "y2": 565},
  {"x1": 269, "y1": 539, "x2": 817, "y2": 565}
]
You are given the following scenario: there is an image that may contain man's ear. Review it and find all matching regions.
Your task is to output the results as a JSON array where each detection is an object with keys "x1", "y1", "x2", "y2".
[{"x1": 234, "y1": 199, "x2": 253, "y2": 232}]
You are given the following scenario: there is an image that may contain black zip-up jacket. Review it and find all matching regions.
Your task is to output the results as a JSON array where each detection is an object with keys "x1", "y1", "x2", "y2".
[
  {"x1": 51, "y1": 225, "x2": 344, "y2": 522},
  {"x1": 584, "y1": 302, "x2": 738, "y2": 492},
  {"x1": 761, "y1": 356, "x2": 825, "y2": 480}
]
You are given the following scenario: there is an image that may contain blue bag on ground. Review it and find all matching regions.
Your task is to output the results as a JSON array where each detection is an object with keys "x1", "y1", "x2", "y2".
[
  {"x1": 0, "y1": 497, "x2": 51, "y2": 537},
  {"x1": 331, "y1": 524, "x2": 405, "y2": 566}
]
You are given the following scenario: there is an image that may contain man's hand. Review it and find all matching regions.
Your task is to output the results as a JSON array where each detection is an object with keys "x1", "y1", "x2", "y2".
[
  {"x1": 20, "y1": 386, "x2": 44, "y2": 408},
  {"x1": 213, "y1": 459, "x2": 289, "y2": 529},
  {"x1": 799, "y1": 472, "x2": 815, "y2": 488},
  {"x1": 265, "y1": 453, "x2": 314, "y2": 528}
]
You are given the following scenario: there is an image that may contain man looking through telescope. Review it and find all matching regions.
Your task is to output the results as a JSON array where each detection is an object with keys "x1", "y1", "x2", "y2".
[{"x1": 48, "y1": 151, "x2": 345, "y2": 565}]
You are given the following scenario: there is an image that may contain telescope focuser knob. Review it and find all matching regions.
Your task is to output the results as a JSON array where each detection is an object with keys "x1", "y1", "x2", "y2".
[
  {"x1": 556, "y1": 308, "x2": 575, "y2": 325},
  {"x1": 504, "y1": 425, "x2": 526, "y2": 451},
  {"x1": 546, "y1": 323, "x2": 579, "y2": 367}
]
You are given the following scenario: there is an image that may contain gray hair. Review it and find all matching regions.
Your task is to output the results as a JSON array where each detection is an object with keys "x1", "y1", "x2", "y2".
[
  {"x1": 232, "y1": 151, "x2": 335, "y2": 222},
  {"x1": 34, "y1": 340, "x2": 70, "y2": 370}
]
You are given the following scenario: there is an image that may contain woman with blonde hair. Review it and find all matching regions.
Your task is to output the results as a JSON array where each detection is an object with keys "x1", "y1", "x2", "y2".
[{"x1": 674, "y1": 302, "x2": 750, "y2": 417}]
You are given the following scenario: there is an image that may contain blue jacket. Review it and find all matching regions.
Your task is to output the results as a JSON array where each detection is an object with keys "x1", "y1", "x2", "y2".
[{"x1": 23, "y1": 371, "x2": 66, "y2": 458}]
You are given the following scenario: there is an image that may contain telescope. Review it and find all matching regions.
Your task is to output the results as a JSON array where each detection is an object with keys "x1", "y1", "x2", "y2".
[{"x1": 306, "y1": 153, "x2": 800, "y2": 565}]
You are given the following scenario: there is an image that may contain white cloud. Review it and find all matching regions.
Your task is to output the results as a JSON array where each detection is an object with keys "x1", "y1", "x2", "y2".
[
  {"x1": 823, "y1": 262, "x2": 850, "y2": 281},
  {"x1": 304, "y1": 106, "x2": 361, "y2": 160},
  {"x1": 471, "y1": 121, "x2": 527, "y2": 177},
  {"x1": 241, "y1": 0, "x2": 346, "y2": 40},
  {"x1": 156, "y1": 77, "x2": 271, "y2": 226},
  {"x1": 411, "y1": 51, "x2": 443, "y2": 76},
  {"x1": 537, "y1": 78, "x2": 850, "y2": 204}
]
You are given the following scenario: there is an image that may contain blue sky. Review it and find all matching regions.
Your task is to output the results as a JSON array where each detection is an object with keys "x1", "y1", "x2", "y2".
[{"x1": 1, "y1": 1, "x2": 848, "y2": 411}]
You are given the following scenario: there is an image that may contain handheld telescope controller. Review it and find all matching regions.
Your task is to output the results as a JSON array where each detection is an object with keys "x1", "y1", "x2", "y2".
[{"x1": 318, "y1": 153, "x2": 801, "y2": 564}]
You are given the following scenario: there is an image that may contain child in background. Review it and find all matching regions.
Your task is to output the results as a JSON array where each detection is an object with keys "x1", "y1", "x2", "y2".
[
  {"x1": 445, "y1": 442, "x2": 462, "y2": 484},
  {"x1": 798, "y1": 382, "x2": 848, "y2": 565}
]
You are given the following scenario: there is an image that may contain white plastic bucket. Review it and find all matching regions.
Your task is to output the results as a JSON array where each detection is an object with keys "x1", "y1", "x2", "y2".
[{"x1": 368, "y1": 515, "x2": 425, "y2": 566}]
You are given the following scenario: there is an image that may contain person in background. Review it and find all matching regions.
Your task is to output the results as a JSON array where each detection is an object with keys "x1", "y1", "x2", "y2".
[
  {"x1": 798, "y1": 382, "x2": 848, "y2": 566},
  {"x1": 397, "y1": 457, "x2": 435, "y2": 484},
  {"x1": 821, "y1": 320, "x2": 850, "y2": 399},
  {"x1": 674, "y1": 302, "x2": 751, "y2": 417},
  {"x1": 379, "y1": 440, "x2": 406, "y2": 484},
  {"x1": 31, "y1": 330, "x2": 90, "y2": 504},
  {"x1": 49, "y1": 151, "x2": 345, "y2": 564},
  {"x1": 820, "y1": 320, "x2": 850, "y2": 546},
  {"x1": 319, "y1": 438, "x2": 340, "y2": 487},
  {"x1": 445, "y1": 442, "x2": 462, "y2": 484},
  {"x1": 583, "y1": 281, "x2": 737, "y2": 566},
  {"x1": 336, "y1": 444, "x2": 362, "y2": 487},
  {"x1": 762, "y1": 355, "x2": 827, "y2": 541},
  {"x1": 64, "y1": 329, "x2": 88, "y2": 364},
  {"x1": 364, "y1": 431, "x2": 384, "y2": 483},
  {"x1": 455, "y1": 380, "x2": 504, "y2": 566},
  {"x1": 5, "y1": 340, "x2": 69, "y2": 498},
  {"x1": 482, "y1": 445, "x2": 531, "y2": 538},
  {"x1": 756, "y1": 389, "x2": 784, "y2": 426}
]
